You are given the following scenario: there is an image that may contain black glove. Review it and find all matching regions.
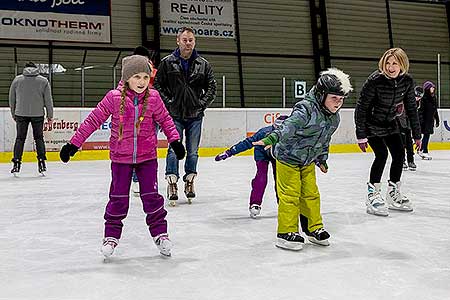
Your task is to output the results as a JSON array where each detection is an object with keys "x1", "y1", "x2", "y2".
[
  {"x1": 60, "y1": 143, "x2": 79, "y2": 163},
  {"x1": 170, "y1": 140, "x2": 185, "y2": 160}
]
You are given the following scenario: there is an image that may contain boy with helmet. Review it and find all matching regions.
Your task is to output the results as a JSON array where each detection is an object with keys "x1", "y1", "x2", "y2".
[
  {"x1": 214, "y1": 115, "x2": 288, "y2": 218},
  {"x1": 254, "y1": 68, "x2": 353, "y2": 251}
]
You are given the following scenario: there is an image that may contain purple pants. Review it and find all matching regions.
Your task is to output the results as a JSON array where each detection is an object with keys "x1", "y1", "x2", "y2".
[
  {"x1": 250, "y1": 160, "x2": 278, "y2": 206},
  {"x1": 104, "y1": 159, "x2": 167, "y2": 239}
]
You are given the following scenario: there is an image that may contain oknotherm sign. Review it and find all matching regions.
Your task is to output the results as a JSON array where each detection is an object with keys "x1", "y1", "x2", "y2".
[{"x1": 0, "y1": 0, "x2": 111, "y2": 43}]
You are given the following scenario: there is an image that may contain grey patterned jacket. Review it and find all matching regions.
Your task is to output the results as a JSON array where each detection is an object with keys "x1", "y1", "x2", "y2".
[{"x1": 270, "y1": 88, "x2": 340, "y2": 166}]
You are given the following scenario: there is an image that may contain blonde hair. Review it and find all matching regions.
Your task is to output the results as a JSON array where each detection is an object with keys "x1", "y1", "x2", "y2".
[
  {"x1": 118, "y1": 83, "x2": 150, "y2": 140},
  {"x1": 378, "y1": 48, "x2": 409, "y2": 76}
]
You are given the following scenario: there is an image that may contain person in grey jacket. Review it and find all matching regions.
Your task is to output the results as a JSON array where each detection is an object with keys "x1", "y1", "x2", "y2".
[{"x1": 9, "y1": 61, "x2": 54, "y2": 176}]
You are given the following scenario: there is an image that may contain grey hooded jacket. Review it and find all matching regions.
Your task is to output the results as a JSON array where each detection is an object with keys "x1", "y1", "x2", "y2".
[{"x1": 9, "y1": 66, "x2": 54, "y2": 119}]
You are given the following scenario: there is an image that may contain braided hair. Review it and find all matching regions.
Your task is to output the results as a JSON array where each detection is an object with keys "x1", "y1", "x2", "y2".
[{"x1": 118, "y1": 82, "x2": 151, "y2": 140}]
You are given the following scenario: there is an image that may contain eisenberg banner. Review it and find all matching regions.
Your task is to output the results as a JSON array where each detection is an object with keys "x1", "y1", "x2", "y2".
[
  {"x1": 0, "y1": 0, "x2": 111, "y2": 43},
  {"x1": 160, "y1": 0, "x2": 235, "y2": 39}
]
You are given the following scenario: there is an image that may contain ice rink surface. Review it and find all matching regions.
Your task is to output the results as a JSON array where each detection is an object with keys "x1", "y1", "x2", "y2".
[{"x1": 1, "y1": 151, "x2": 449, "y2": 300}]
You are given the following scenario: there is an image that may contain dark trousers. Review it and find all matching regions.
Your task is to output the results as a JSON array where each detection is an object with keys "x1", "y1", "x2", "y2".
[
  {"x1": 421, "y1": 133, "x2": 431, "y2": 153},
  {"x1": 400, "y1": 127, "x2": 414, "y2": 163},
  {"x1": 104, "y1": 159, "x2": 167, "y2": 239},
  {"x1": 368, "y1": 134, "x2": 405, "y2": 184},
  {"x1": 13, "y1": 116, "x2": 46, "y2": 161}
]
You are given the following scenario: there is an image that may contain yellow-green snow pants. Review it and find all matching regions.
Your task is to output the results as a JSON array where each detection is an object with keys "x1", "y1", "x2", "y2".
[{"x1": 276, "y1": 160, "x2": 323, "y2": 233}]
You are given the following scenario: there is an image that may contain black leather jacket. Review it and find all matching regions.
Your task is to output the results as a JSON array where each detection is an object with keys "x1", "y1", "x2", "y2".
[
  {"x1": 154, "y1": 50, "x2": 217, "y2": 120},
  {"x1": 355, "y1": 71, "x2": 421, "y2": 140}
]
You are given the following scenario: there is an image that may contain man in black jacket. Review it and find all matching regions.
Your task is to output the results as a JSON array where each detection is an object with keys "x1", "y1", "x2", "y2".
[{"x1": 154, "y1": 27, "x2": 217, "y2": 206}]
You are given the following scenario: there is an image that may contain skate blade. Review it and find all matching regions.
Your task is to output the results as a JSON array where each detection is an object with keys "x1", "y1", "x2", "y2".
[
  {"x1": 275, "y1": 239, "x2": 303, "y2": 251},
  {"x1": 169, "y1": 200, "x2": 177, "y2": 207},
  {"x1": 12, "y1": 172, "x2": 19, "y2": 178},
  {"x1": 366, "y1": 207, "x2": 389, "y2": 217},
  {"x1": 388, "y1": 206, "x2": 413, "y2": 212},
  {"x1": 160, "y1": 251, "x2": 172, "y2": 257},
  {"x1": 39, "y1": 172, "x2": 46, "y2": 177},
  {"x1": 308, "y1": 237, "x2": 330, "y2": 246},
  {"x1": 187, "y1": 198, "x2": 193, "y2": 204}
]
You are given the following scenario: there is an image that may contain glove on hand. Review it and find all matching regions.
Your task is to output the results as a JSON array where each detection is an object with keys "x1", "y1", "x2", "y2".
[
  {"x1": 60, "y1": 143, "x2": 79, "y2": 163},
  {"x1": 315, "y1": 161, "x2": 328, "y2": 173},
  {"x1": 215, "y1": 150, "x2": 232, "y2": 161},
  {"x1": 170, "y1": 140, "x2": 186, "y2": 160},
  {"x1": 358, "y1": 141, "x2": 368, "y2": 152}
]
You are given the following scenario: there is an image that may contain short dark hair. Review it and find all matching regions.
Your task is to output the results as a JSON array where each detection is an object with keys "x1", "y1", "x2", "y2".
[
  {"x1": 25, "y1": 61, "x2": 36, "y2": 68},
  {"x1": 177, "y1": 27, "x2": 194, "y2": 38},
  {"x1": 133, "y1": 46, "x2": 151, "y2": 59}
]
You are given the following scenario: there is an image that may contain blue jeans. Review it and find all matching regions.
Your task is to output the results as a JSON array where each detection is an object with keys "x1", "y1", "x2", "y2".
[
  {"x1": 421, "y1": 133, "x2": 430, "y2": 153},
  {"x1": 166, "y1": 117, "x2": 203, "y2": 181}
]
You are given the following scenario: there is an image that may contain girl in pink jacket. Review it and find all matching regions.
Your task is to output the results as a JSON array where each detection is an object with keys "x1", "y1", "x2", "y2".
[{"x1": 59, "y1": 55, "x2": 185, "y2": 258}]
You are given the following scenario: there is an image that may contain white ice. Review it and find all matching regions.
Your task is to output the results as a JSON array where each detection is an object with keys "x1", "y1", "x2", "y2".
[{"x1": 1, "y1": 151, "x2": 449, "y2": 300}]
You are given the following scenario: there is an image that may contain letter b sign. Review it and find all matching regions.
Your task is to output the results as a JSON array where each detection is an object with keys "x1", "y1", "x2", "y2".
[{"x1": 294, "y1": 81, "x2": 306, "y2": 99}]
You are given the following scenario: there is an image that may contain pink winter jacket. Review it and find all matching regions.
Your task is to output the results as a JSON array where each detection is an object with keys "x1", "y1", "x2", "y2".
[{"x1": 70, "y1": 88, "x2": 179, "y2": 164}]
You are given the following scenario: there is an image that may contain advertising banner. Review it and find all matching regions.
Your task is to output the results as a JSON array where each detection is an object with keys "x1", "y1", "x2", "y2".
[
  {"x1": 0, "y1": 0, "x2": 111, "y2": 43},
  {"x1": 160, "y1": 0, "x2": 235, "y2": 39},
  {"x1": 43, "y1": 110, "x2": 80, "y2": 152}
]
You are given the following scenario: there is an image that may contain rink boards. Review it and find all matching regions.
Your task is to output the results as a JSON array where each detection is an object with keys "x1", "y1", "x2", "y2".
[{"x1": 1, "y1": 107, "x2": 449, "y2": 162}]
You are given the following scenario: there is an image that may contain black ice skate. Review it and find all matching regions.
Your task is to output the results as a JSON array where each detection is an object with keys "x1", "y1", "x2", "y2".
[
  {"x1": 38, "y1": 159, "x2": 47, "y2": 176},
  {"x1": 276, "y1": 232, "x2": 304, "y2": 251},
  {"x1": 11, "y1": 159, "x2": 21, "y2": 177},
  {"x1": 306, "y1": 227, "x2": 330, "y2": 246}
]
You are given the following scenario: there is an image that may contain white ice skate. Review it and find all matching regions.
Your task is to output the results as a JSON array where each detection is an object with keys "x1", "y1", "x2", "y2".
[
  {"x1": 276, "y1": 232, "x2": 304, "y2": 251},
  {"x1": 132, "y1": 181, "x2": 140, "y2": 197},
  {"x1": 154, "y1": 233, "x2": 172, "y2": 257},
  {"x1": 386, "y1": 181, "x2": 413, "y2": 212},
  {"x1": 249, "y1": 204, "x2": 261, "y2": 218},
  {"x1": 166, "y1": 174, "x2": 178, "y2": 207},
  {"x1": 184, "y1": 173, "x2": 196, "y2": 204},
  {"x1": 366, "y1": 183, "x2": 389, "y2": 217},
  {"x1": 418, "y1": 151, "x2": 432, "y2": 160},
  {"x1": 101, "y1": 237, "x2": 119, "y2": 258}
]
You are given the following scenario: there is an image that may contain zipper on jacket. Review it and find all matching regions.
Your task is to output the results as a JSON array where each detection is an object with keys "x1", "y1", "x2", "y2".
[
  {"x1": 385, "y1": 79, "x2": 398, "y2": 124},
  {"x1": 133, "y1": 95, "x2": 139, "y2": 164}
]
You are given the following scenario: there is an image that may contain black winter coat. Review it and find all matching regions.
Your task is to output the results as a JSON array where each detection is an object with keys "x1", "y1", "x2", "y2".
[
  {"x1": 355, "y1": 71, "x2": 421, "y2": 140},
  {"x1": 418, "y1": 92, "x2": 439, "y2": 134},
  {"x1": 154, "y1": 51, "x2": 217, "y2": 120}
]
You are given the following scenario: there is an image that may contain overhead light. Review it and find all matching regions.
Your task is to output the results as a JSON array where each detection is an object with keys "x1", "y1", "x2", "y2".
[{"x1": 74, "y1": 65, "x2": 95, "y2": 71}]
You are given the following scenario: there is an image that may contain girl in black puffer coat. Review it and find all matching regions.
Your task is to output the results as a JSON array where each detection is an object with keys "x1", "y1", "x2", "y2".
[
  {"x1": 418, "y1": 81, "x2": 440, "y2": 160},
  {"x1": 354, "y1": 48, "x2": 421, "y2": 217}
]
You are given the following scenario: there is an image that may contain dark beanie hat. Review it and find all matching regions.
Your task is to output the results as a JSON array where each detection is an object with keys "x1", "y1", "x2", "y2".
[
  {"x1": 25, "y1": 61, "x2": 36, "y2": 68},
  {"x1": 133, "y1": 46, "x2": 151, "y2": 59}
]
